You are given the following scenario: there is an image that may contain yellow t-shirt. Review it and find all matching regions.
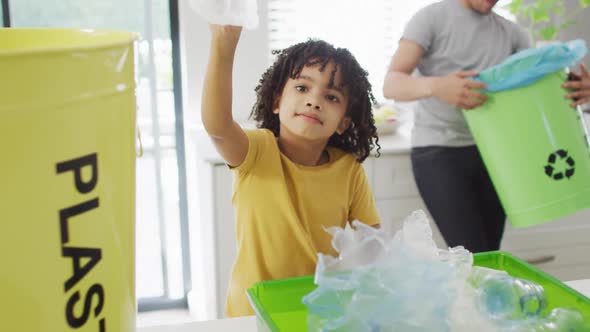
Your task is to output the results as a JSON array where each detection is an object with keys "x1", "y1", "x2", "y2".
[{"x1": 225, "y1": 129, "x2": 380, "y2": 317}]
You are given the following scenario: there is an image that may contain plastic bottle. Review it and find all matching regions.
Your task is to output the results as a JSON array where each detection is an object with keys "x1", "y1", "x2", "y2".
[
  {"x1": 469, "y1": 267, "x2": 588, "y2": 331},
  {"x1": 469, "y1": 266, "x2": 547, "y2": 321},
  {"x1": 516, "y1": 307, "x2": 586, "y2": 331}
]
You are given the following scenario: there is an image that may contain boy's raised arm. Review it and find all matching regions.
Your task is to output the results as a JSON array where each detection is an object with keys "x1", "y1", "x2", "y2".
[{"x1": 202, "y1": 25, "x2": 249, "y2": 167}]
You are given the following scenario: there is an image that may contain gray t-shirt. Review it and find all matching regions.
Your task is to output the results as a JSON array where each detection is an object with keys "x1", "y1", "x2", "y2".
[{"x1": 402, "y1": 0, "x2": 531, "y2": 147}]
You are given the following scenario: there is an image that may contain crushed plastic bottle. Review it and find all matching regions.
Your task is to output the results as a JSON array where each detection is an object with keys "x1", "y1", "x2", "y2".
[
  {"x1": 469, "y1": 266, "x2": 546, "y2": 321},
  {"x1": 511, "y1": 308, "x2": 586, "y2": 332},
  {"x1": 188, "y1": 0, "x2": 259, "y2": 29},
  {"x1": 469, "y1": 267, "x2": 588, "y2": 331}
]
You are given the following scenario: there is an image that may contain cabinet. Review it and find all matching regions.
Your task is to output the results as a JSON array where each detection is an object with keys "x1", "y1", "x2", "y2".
[
  {"x1": 501, "y1": 210, "x2": 590, "y2": 282},
  {"x1": 201, "y1": 137, "x2": 590, "y2": 317},
  {"x1": 362, "y1": 154, "x2": 446, "y2": 247}
]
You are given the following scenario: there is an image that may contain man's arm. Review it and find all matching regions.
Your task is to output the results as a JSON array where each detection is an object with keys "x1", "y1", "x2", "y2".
[
  {"x1": 201, "y1": 25, "x2": 249, "y2": 167},
  {"x1": 383, "y1": 39, "x2": 434, "y2": 101},
  {"x1": 383, "y1": 39, "x2": 488, "y2": 110}
]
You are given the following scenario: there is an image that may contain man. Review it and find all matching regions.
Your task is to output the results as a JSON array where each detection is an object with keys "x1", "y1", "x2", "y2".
[{"x1": 382, "y1": 0, "x2": 531, "y2": 252}]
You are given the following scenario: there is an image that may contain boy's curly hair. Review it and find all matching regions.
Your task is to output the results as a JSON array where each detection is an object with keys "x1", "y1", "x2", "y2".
[{"x1": 250, "y1": 39, "x2": 380, "y2": 162}]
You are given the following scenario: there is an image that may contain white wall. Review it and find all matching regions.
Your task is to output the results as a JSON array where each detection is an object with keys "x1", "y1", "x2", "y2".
[{"x1": 560, "y1": 3, "x2": 590, "y2": 65}]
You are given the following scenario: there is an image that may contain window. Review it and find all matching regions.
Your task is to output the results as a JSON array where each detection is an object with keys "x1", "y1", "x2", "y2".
[
  {"x1": 268, "y1": 0, "x2": 516, "y2": 103},
  {"x1": 5, "y1": 0, "x2": 190, "y2": 311},
  {"x1": 496, "y1": 0, "x2": 517, "y2": 21},
  {"x1": 1, "y1": 0, "x2": 8, "y2": 27},
  {"x1": 268, "y1": 0, "x2": 439, "y2": 103}
]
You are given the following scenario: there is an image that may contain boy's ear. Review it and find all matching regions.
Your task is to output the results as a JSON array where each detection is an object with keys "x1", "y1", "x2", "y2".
[
  {"x1": 272, "y1": 94, "x2": 281, "y2": 114},
  {"x1": 336, "y1": 116, "x2": 352, "y2": 135}
]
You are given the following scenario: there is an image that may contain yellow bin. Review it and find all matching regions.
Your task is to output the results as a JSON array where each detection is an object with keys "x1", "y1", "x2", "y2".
[{"x1": 0, "y1": 29, "x2": 137, "y2": 331}]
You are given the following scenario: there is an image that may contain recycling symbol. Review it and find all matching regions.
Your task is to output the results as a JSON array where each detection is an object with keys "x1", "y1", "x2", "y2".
[{"x1": 544, "y1": 149, "x2": 575, "y2": 180}]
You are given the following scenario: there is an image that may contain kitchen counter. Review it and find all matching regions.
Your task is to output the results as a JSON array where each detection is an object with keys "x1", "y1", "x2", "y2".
[{"x1": 138, "y1": 279, "x2": 590, "y2": 332}]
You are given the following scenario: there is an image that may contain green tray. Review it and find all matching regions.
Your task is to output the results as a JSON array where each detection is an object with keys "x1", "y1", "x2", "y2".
[{"x1": 247, "y1": 251, "x2": 590, "y2": 331}]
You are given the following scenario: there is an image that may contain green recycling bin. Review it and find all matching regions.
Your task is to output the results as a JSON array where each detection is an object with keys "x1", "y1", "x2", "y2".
[{"x1": 465, "y1": 40, "x2": 590, "y2": 228}]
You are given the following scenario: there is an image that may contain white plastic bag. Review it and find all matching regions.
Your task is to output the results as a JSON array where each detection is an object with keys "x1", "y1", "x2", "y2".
[{"x1": 188, "y1": 0, "x2": 259, "y2": 29}]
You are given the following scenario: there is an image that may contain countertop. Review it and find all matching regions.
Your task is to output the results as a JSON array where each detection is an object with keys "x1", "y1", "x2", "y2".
[
  {"x1": 138, "y1": 279, "x2": 590, "y2": 332},
  {"x1": 195, "y1": 113, "x2": 590, "y2": 165}
]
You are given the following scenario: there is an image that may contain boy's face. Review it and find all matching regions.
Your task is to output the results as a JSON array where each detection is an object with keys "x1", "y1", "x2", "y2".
[
  {"x1": 466, "y1": 0, "x2": 499, "y2": 15},
  {"x1": 273, "y1": 61, "x2": 351, "y2": 142}
]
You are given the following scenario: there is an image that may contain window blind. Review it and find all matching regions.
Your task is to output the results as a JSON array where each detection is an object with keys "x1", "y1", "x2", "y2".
[
  {"x1": 267, "y1": 1, "x2": 443, "y2": 102},
  {"x1": 267, "y1": 0, "x2": 515, "y2": 103}
]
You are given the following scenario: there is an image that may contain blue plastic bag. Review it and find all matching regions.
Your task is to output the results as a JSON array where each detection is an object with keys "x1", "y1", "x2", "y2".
[{"x1": 476, "y1": 39, "x2": 588, "y2": 92}]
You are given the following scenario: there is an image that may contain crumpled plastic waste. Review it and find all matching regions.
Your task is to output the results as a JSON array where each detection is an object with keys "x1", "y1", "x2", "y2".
[
  {"x1": 302, "y1": 210, "x2": 587, "y2": 331},
  {"x1": 188, "y1": 0, "x2": 259, "y2": 29}
]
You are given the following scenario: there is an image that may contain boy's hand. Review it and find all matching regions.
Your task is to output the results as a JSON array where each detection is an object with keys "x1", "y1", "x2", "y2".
[
  {"x1": 209, "y1": 24, "x2": 243, "y2": 56},
  {"x1": 432, "y1": 70, "x2": 488, "y2": 110},
  {"x1": 563, "y1": 63, "x2": 590, "y2": 107}
]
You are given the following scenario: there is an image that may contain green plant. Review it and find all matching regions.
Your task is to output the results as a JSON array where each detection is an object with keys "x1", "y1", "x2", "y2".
[{"x1": 505, "y1": 0, "x2": 590, "y2": 41}]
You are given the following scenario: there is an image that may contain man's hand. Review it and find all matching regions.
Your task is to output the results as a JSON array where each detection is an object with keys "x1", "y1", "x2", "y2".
[
  {"x1": 563, "y1": 63, "x2": 590, "y2": 107},
  {"x1": 431, "y1": 70, "x2": 488, "y2": 110}
]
